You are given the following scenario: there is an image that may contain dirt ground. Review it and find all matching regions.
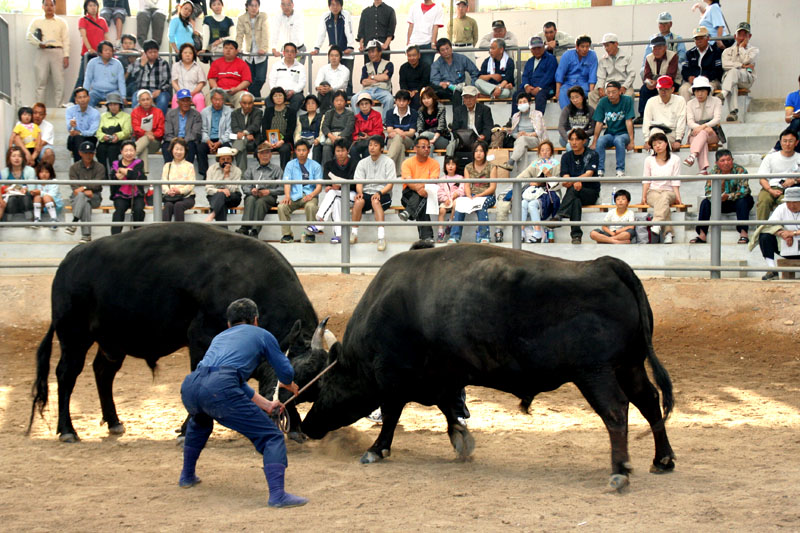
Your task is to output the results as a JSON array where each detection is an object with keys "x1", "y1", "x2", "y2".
[{"x1": 1, "y1": 274, "x2": 799, "y2": 532}]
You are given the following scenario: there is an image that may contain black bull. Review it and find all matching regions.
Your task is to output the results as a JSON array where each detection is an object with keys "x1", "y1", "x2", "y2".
[
  {"x1": 302, "y1": 244, "x2": 676, "y2": 489},
  {"x1": 28, "y1": 223, "x2": 330, "y2": 443}
]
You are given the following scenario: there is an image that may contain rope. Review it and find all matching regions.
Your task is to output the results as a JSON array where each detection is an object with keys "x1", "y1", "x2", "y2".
[{"x1": 271, "y1": 360, "x2": 339, "y2": 435}]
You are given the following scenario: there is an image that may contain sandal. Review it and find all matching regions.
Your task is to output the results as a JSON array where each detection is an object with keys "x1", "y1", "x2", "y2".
[
  {"x1": 738, "y1": 236, "x2": 748, "y2": 244},
  {"x1": 683, "y1": 155, "x2": 696, "y2": 167},
  {"x1": 689, "y1": 237, "x2": 707, "y2": 244}
]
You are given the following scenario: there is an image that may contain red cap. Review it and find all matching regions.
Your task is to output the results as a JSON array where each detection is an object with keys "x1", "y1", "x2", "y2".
[{"x1": 656, "y1": 75, "x2": 674, "y2": 89}]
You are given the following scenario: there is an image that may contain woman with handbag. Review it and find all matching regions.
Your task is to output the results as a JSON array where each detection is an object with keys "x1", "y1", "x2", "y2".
[
  {"x1": 515, "y1": 140, "x2": 561, "y2": 243},
  {"x1": 416, "y1": 87, "x2": 450, "y2": 151},
  {"x1": 162, "y1": 137, "x2": 197, "y2": 222},
  {"x1": 684, "y1": 76, "x2": 722, "y2": 175},
  {"x1": 448, "y1": 142, "x2": 497, "y2": 243}
]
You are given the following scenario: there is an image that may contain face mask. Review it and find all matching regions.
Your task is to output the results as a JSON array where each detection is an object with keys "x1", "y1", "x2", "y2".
[{"x1": 518, "y1": 103, "x2": 530, "y2": 113}]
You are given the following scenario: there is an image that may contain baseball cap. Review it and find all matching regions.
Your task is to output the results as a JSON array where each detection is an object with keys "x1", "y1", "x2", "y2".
[
  {"x1": 736, "y1": 21, "x2": 751, "y2": 33},
  {"x1": 461, "y1": 85, "x2": 479, "y2": 97},
  {"x1": 650, "y1": 35, "x2": 667, "y2": 47},
  {"x1": 657, "y1": 12, "x2": 672, "y2": 23},
  {"x1": 528, "y1": 36, "x2": 544, "y2": 48},
  {"x1": 492, "y1": 20, "x2": 505, "y2": 29},
  {"x1": 784, "y1": 187, "x2": 800, "y2": 202},
  {"x1": 601, "y1": 33, "x2": 618, "y2": 44},
  {"x1": 78, "y1": 140, "x2": 96, "y2": 153},
  {"x1": 692, "y1": 26, "x2": 710, "y2": 38},
  {"x1": 355, "y1": 92, "x2": 373, "y2": 104},
  {"x1": 176, "y1": 88, "x2": 192, "y2": 99},
  {"x1": 365, "y1": 39, "x2": 382, "y2": 51},
  {"x1": 656, "y1": 75, "x2": 674, "y2": 89}
]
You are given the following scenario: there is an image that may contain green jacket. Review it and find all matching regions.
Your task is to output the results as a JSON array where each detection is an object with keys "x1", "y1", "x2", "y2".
[{"x1": 96, "y1": 111, "x2": 132, "y2": 143}]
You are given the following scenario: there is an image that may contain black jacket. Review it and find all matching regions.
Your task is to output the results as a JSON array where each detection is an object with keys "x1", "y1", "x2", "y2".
[
  {"x1": 231, "y1": 107, "x2": 264, "y2": 136},
  {"x1": 260, "y1": 106, "x2": 297, "y2": 146},
  {"x1": 682, "y1": 45, "x2": 723, "y2": 83},
  {"x1": 450, "y1": 102, "x2": 494, "y2": 142}
]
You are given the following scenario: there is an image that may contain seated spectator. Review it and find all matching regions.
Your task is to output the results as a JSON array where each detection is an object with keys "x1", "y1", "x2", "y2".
[
  {"x1": 131, "y1": 89, "x2": 165, "y2": 174},
  {"x1": 1, "y1": 147, "x2": 35, "y2": 221},
  {"x1": 400, "y1": 136, "x2": 439, "y2": 242},
  {"x1": 315, "y1": 46, "x2": 350, "y2": 112},
  {"x1": 416, "y1": 87, "x2": 449, "y2": 151},
  {"x1": 721, "y1": 22, "x2": 758, "y2": 122},
  {"x1": 120, "y1": 34, "x2": 140, "y2": 99},
  {"x1": 352, "y1": 135, "x2": 394, "y2": 251},
  {"x1": 231, "y1": 91, "x2": 263, "y2": 170},
  {"x1": 448, "y1": 0, "x2": 478, "y2": 61},
  {"x1": 476, "y1": 38, "x2": 514, "y2": 100},
  {"x1": 679, "y1": 26, "x2": 723, "y2": 102},
  {"x1": 312, "y1": 0, "x2": 356, "y2": 95},
  {"x1": 684, "y1": 76, "x2": 722, "y2": 175},
  {"x1": 757, "y1": 187, "x2": 800, "y2": 281},
  {"x1": 236, "y1": 143, "x2": 282, "y2": 237},
  {"x1": 589, "y1": 34, "x2": 635, "y2": 109},
  {"x1": 208, "y1": 39, "x2": 252, "y2": 108},
  {"x1": 354, "y1": 40, "x2": 395, "y2": 119},
  {"x1": 642, "y1": 132, "x2": 682, "y2": 244},
  {"x1": 590, "y1": 81, "x2": 634, "y2": 177},
  {"x1": 31, "y1": 103, "x2": 56, "y2": 166},
  {"x1": 478, "y1": 19, "x2": 518, "y2": 49},
  {"x1": 10, "y1": 107, "x2": 41, "y2": 167},
  {"x1": 198, "y1": 89, "x2": 233, "y2": 178},
  {"x1": 590, "y1": 189, "x2": 635, "y2": 244},
  {"x1": 161, "y1": 137, "x2": 197, "y2": 222},
  {"x1": 129, "y1": 39, "x2": 171, "y2": 115},
  {"x1": 95, "y1": 92, "x2": 132, "y2": 178},
  {"x1": 555, "y1": 35, "x2": 597, "y2": 109},
  {"x1": 65, "y1": 141, "x2": 105, "y2": 243},
  {"x1": 316, "y1": 138, "x2": 357, "y2": 243},
  {"x1": 109, "y1": 139, "x2": 146, "y2": 235},
  {"x1": 398, "y1": 45, "x2": 429, "y2": 110},
  {"x1": 445, "y1": 85, "x2": 493, "y2": 157},
  {"x1": 204, "y1": 146, "x2": 243, "y2": 223},
  {"x1": 168, "y1": 0, "x2": 196, "y2": 54},
  {"x1": 261, "y1": 87, "x2": 297, "y2": 170},
  {"x1": 775, "y1": 75, "x2": 800, "y2": 153},
  {"x1": 71, "y1": 0, "x2": 108, "y2": 104},
  {"x1": 642, "y1": 76, "x2": 687, "y2": 151},
  {"x1": 755, "y1": 129, "x2": 800, "y2": 222},
  {"x1": 349, "y1": 93, "x2": 384, "y2": 162},
  {"x1": 557, "y1": 86, "x2": 595, "y2": 149},
  {"x1": 163, "y1": 89, "x2": 202, "y2": 163},
  {"x1": 449, "y1": 142, "x2": 497, "y2": 244},
  {"x1": 202, "y1": 0, "x2": 234, "y2": 62},
  {"x1": 137, "y1": 0, "x2": 167, "y2": 48},
  {"x1": 320, "y1": 90, "x2": 355, "y2": 165},
  {"x1": 295, "y1": 95, "x2": 324, "y2": 163},
  {"x1": 236, "y1": 0, "x2": 269, "y2": 99},
  {"x1": 554, "y1": 128, "x2": 600, "y2": 244},
  {"x1": 638, "y1": 35, "x2": 682, "y2": 122},
  {"x1": 66, "y1": 87, "x2": 101, "y2": 162},
  {"x1": 513, "y1": 36, "x2": 557, "y2": 116},
  {"x1": 536, "y1": 21, "x2": 573, "y2": 60},
  {"x1": 693, "y1": 149, "x2": 753, "y2": 244},
  {"x1": 640, "y1": 11, "x2": 687, "y2": 83},
  {"x1": 171, "y1": 43, "x2": 207, "y2": 111},
  {"x1": 100, "y1": 0, "x2": 129, "y2": 45},
  {"x1": 268, "y1": 42, "x2": 306, "y2": 112},
  {"x1": 507, "y1": 93, "x2": 547, "y2": 171},
  {"x1": 84, "y1": 40, "x2": 127, "y2": 107},
  {"x1": 512, "y1": 140, "x2": 561, "y2": 242},
  {"x1": 278, "y1": 139, "x2": 323, "y2": 243},
  {"x1": 436, "y1": 156, "x2": 464, "y2": 242},
  {"x1": 30, "y1": 161, "x2": 63, "y2": 228},
  {"x1": 430, "y1": 38, "x2": 479, "y2": 108},
  {"x1": 385, "y1": 90, "x2": 418, "y2": 177}
]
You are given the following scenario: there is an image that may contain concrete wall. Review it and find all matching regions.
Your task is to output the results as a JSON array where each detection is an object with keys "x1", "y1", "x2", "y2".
[{"x1": 0, "y1": 99, "x2": 14, "y2": 154}]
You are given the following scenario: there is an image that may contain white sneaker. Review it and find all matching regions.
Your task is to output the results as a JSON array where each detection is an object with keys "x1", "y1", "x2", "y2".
[
  {"x1": 597, "y1": 169, "x2": 605, "y2": 177},
  {"x1": 616, "y1": 170, "x2": 625, "y2": 177},
  {"x1": 377, "y1": 238, "x2": 386, "y2": 252},
  {"x1": 663, "y1": 232, "x2": 674, "y2": 244}
]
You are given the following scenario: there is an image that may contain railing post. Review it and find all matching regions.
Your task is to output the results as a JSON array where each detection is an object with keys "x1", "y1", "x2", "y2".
[
  {"x1": 340, "y1": 182, "x2": 350, "y2": 274},
  {"x1": 307, "y1": 51, "x2": 314, "y2": 95},
  {"x1": 511, "y1": 180, "x2": 522, "y2": 250},
  {"x1": 710, "y1": 177, "x2": 722, "y2": 279},
  {"x1": 152, "y1": 182, "x2": 162, "y2": 222}
]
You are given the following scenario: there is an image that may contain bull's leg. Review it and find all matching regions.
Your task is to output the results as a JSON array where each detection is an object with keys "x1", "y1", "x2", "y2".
[
  {"x1": 360, "y1": 401, "x2": 405, "y2": 464},
  {"x1": 437, "y1": 388, "x2": 475, "y2": 461},
  {"x1": 617, "y1": 364, "x2": 676, "y2": 474},
  {"x1": 54, "y1": 332, "x2": 93, "y2": 442},
  {"x1": 92, "y1": 347, "x2": 127, "y2": 436}
]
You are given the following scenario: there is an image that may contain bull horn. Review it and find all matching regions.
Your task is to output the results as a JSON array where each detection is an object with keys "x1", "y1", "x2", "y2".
[
  {"x1": 311, "y1": 317, "x2": 330, "y2": 351},
  {"x1": 323, "y1": 329, "x2": 338, "y2": 349}
]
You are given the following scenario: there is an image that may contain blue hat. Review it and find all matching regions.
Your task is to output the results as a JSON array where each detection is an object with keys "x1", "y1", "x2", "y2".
[{"x1": 177, "y1": 88, "x2": 192, "y2": 99}]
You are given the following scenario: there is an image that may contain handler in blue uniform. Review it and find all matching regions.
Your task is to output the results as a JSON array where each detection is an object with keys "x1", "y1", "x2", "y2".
[{"x1": 178, "y1": 298, "x2": 308, "y2": 508}]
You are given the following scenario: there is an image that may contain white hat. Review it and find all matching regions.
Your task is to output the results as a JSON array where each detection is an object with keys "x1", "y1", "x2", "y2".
[
  {"x1": 601, "y1": 33, "x2": 618, "y2": 44},
  {"x1": 784, "y1": 187, "x2": 800, "y2": 202},
  {"x1": 215, "y1": 146, "x2": 238, "y2": 158},
  {"x1": 355, "y1": 92, "x2": 373, "y2": 104},
  {"x1": 691, "y1": 76, "x2": 712, "y2": 91},
  {"x1": 461, "y1": 85, "x2": 479, "y2": 97}
]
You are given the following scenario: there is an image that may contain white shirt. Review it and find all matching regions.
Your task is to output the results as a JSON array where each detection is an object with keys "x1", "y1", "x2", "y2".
[
  {"x1": 269, "y1": 58, "x2": 306, "y2": 94},
  {"x1": 604, "y1": 208, "x2": 635, "y2": 232},
  {"x1": 407, "y1": 2, "x2": 444, "y2": 46},
  {"x1": 768, "y1": 202, "x2": 800, "y2": 232},
  {"x1": 643, "y1": 153, "x2": 682, "y2": 189},
  {"x1": 314, "y1": 63, "x2": 350, "y2": 92},
  {"x1": 271, "y1": 11, "x2": 305, "y2": 51},
  {"x1": 758, "y1": 151, "x2": 800, "y2": 188},
  {"x1": 139, "y1": 0, "x2": 162, "y2": 10},
  {"x1": 38, "y1": 119, "x2": 55, "y2": 146}
]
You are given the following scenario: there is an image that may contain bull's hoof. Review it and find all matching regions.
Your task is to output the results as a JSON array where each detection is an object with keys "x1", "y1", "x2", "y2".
[
  {"x1": 449, "y1": 424, "x2": 475, "y2": 460},
  {"x1": 649, "y1": 455, "x2": 676, "y2": 474},
  {"x1": 360, "y1": 449, "x2": 388, "y2": 464},
  {"x1": 59, "y1": 433, "x2": 79, "y2": 443},
  {"x1": 108, "y1": 423, "x2": 125, "y2": 435},
  {"x1": 287, "y1": 431, "x2": 308, "y2": 444},
  {"x1": 608, "y1": 474, "x2": 630, "y2": 492}
]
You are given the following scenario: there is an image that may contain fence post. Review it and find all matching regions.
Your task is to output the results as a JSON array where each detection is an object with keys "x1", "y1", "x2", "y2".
[
  {"x1": 307, "y1": 51, "x2": 314, "y2": 94},
  {"x1": 710, "y1": 178, "x2": 721, "y2": 279},
  {"x1": 341, "y1": 182, "x2": 350, "y2": 274},
  {"x1": 511, "y1": 180, "x2": 521, "y2": 249},
  {"x1": 152, "y1": 182, "x2": 163, "y2": 222}
]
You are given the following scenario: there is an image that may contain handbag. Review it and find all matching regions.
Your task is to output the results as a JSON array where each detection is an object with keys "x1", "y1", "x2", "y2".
[
  {"x1": 163, "y1": 164, "x2": 186, "y2": 202},
  {"x1": 453, "y1": 128, "x2": 478, "y2": 152}
]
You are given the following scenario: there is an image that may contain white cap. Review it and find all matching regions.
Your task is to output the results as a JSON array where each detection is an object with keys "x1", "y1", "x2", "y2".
[{"x1": 601, "y1": 33, "x2": 618, "y2": 44}]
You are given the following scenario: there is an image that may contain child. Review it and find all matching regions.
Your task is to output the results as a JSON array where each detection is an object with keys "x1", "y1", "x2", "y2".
[
  {"x1": 30, "y1": 162, "x2": 63, "y2": 230},
  {"x1": 436, "y1": 156, "x2": 464, "y2": 242},
  {"x1": 590, "y1": 189, "x2": 636, "y2": 244},
  {"x1": 11, "y1": 107, "x2": 42, "y2": 167}
]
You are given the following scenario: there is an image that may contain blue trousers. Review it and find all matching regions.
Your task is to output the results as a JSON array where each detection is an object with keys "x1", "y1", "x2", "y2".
[
  {"x1": 181, "y1": 367, "x2": 287, "y2": 467},
  {"x1": 558, "y1": 82, "x2": 590, "y2": 108},
  {"x1": 417, "y1": 43, "x2": 435, "y2": 70},
  {"x1": 450, "y1": 197, "x2": 495, "y2": 241},
  {"x1": 351, "y1": 87, "x2": 394, "y2": 120},
  {"x1": 596, "y1": 132, "x2": 630, "y2": 172},
  {"x1": 511, "y1": 86, "x2": 554, "y2": 115},
  {"x1": 247, "y1": 60, "x2": 268, "y2": 99},
  {"x1": 89, "y1": 89, "x2": 115, "y2": 108},
  {"x1": 134, "y1": 90, "x2": 171, "y2": 116}
]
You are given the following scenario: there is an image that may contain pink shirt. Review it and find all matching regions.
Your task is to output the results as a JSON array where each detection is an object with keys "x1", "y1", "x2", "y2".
[{"x1": 643, "y1": 153, "x2": 681, "y2": 190}]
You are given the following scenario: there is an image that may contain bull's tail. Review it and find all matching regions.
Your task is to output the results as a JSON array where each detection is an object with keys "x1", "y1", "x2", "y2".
[{"x1": 27, "y1": 323, "x2": 55, "y2": 435}]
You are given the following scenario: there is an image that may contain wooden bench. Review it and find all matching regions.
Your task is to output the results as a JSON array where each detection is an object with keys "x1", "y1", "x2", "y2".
[
  {"x1": 776, "y1": 258, "x2": 800, "y2": 280},
  {"x1": 584, "y1": 203, "x2": 692, "y2": 213}
]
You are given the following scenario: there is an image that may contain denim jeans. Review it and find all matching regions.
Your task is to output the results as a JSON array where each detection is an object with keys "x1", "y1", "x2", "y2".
[
  {"x1": 450, "y1": 197, "x2": 495, "y2": 241},
  {"x1": 133, "y1": 90, "x2": 171, "y2": 116},
  {"x1": 595, "y1": 132, "x2": 630, "y2": 172}
]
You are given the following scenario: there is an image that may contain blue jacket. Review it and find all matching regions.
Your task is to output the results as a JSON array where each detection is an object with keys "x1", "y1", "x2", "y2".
[
  {"x1": 555, "y1": 49, "x2": 598, "y2": 88},
  {"x1": 521, "y1": 52, "x2": 558, "y2": 91},
  {"x1": 283, "y1": 157, "x2": 323, "y2": 201},
  {"x1": 84, "y1": 57, "x2": 127, "y2": 99},
  {"x1": 430, "y1": 54, "x2": 480, "y2": 86}
]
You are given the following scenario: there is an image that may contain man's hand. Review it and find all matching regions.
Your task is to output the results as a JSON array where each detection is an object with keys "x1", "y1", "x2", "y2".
[
  {"x1": 589, "y1": 141, "x2": 597, "y2": 151},
  {"x1": 302, "y1": 194, "x2": 314, "y2": 202},
  {"x1": 784, "y1": 178, "x2": 797, "y2": 188},
  {"x1": 237, "y1": 131, "x2": 245, "y2": 139},
  {"x1": 671, "y1": 141, "x2": 681, "y2": 151},
  {"x1": 286, "y1": 90, "x2": 295, "y2": 100},
  {"x1": 769, "y1": 188, "x2": 783, "y2": 199},
  {"x1": 83, "y1": 189, "x2": 94, "y2": 199},
  {"x1": 281, "y1": 196, "x2": 291, "y2": 205},
  {"x1": 492, "y1": 86, "x2": 502, "y2": 98},
  {"x1": 574, "y1": 182, "x2": 583, "y2": 192},
  {"x1": 63, "y1": 57, "x2": 69, "y2": 69},
  {"x1": 439, "y1": 81, "x2": 449, "y2": 89},
  {"x1": 152, "y1": 89, "x2": 161, "y2": 99},
  {"x1": 597, "y1": 88, "x2": 605, "y2": 98},
  {"x1": 221, "y1": 188, "x2": 231, "y2": 197},
  {"x1": 146, "y1": 131, "x2": 156, "y2": 141},
  {"x1": 280, "y1": 381, "x2": 300, "y2": 396},
  {"x1": 643, "y1": 141, "x2": 651, "y2": 151},
  {"x1": 721, "y1": 193, "x2": 729, "y2": 202},
  {"x1": 626, "y1": 140, "x2": 634, "y2": 151}
]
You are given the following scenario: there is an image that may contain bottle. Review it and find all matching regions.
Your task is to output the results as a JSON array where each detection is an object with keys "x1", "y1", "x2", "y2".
[{"x1": 547, "y1": 228, "x2": 555, "y2": 242}]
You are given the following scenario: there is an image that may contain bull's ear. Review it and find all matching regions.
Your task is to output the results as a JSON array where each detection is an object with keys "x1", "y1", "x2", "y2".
[
  {"x1": 327, "y1": 341, "x2": 342, "y2": 364},
  {"x1": 279, "y1": 319, "x2": 303, "y2": 351}
]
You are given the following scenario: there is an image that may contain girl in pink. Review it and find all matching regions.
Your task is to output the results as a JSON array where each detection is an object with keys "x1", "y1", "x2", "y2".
[
  {"x1": 642, "y1": 132, "x2": 683, "y2": 244},
  {"x1": 436, "y1": 156, "x2": 464, "y2": 242}
]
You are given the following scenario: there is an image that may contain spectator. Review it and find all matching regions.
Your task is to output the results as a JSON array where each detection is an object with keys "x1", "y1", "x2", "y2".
[
  {"x1": 349, "y1": 92, "x2": 384, "y2": 161},
  {"x1": 199, "y1": 89, "x2": 233, "y2": 178},
  {"x1": 171, "y1": 43, "x2": 207, "y2": 110},
  {"x1": 679, "y1": 26, "x2": 723, "y2": 102},
  {"x1": 693, "y1": 149, "x2": 753, "y2": 244},
  {"x1": 535, "y1": 21, "x2": 573, "y2": 60},
  {"x1": 66, "y1": 87, "x2": 101, "y2": 162},
  {"x1": 400, "y1": 136, "x2": 439, "y2": 242},
  {"x1": 26, "y1": 0, "x2": 69, "y2": 107},
  {"x1": 236, "y1": 143, "x2": 283, "y2": 237},
  {"x1": 351, "y1": 135, "x2": 394, "y2": 251},
  {"x1": 555, "y1": 35, "x2": 597, "y2": 109},
  {"x1": 511, "y1": 140, "x2": 561, "y2": 242},
  {"x1": 231, "y1": 91, "x2": 263, "y2": 170},
  {"x1": 385, "y1": 90, "x2": 418, "y2": 176},
  {"x1": 693, "y1": 0, "x2": 729, "y2": 49},
  {"x1": 435, "y1": 156, "x2": 464, "y2": 242},
  {"x1": 508, "y1": 93, "x2": 547, "y2": 170},
  {"x1": 721, "y1": 22, "x2": 758, "y2": 122},
  {"x1": 131, "y1": 89, "x2": 165, "y2": 174},
  {"x1": 168, "y1": 0, "x2": 197, "y2": 54},
  {"x1": 588, "y1": 33, "x2": 635, "y2": 109},
  {"x1": 10, "y1": 107, "x2": 41, "y2": 167},
  {"x1": 446, "y1": 85, "x2": 493, "y2": 156},
  {"x1": 72, "y1": 0, "x2": 109, "y2": 104},
  {"x1": 99, "y1": 0, "x2": 130, "y2": 46},
  {"x1": 208, "y1": 39, "x2": 253, "y2": 108},
  {"x1": 557, "y1": 86, "x2": 595, "y2": 149},
  {"x1": 320, "y1": 90, "x2": 355, "y2": 165},
  {"x1": 31, "y1": 103, "x2": 56, "y2": 166},
  {"x1": 642, "y1": 132, "x2": 683, "y2": 244},
  {"x1": 65, "y1": 141, "x2": 105, "y2": 243},
  {"x1": 137, "y1": 0, "x2": 166, "y2": 48},
  {"x1": 478, "y1": 19, "x2": 518, "y2": 49},
  {"x1": 95, "y1": 92, "x2": 132, "y2": 179},
  {"x1": 406, "y1": 0, "x2": 443, "y2": 70},
  {"x1": 120, "y1": 34, "x2": 140, "y2": 99},
  {"x1": 554, "y1": 128, "x2": 600, "y2": 244},
  {"x1": 398, "y1": 45, "x2": 430, "y2": 110},
  {"x1": 416, "y1": 86, "x2": 449, "y2": 151},
  {"x1": 278, "y1": 140, "x2": 323, "y2": 243},
  {"x1": 430, "y1": 38, "x2": 479, "y2": 107},
  {"x1": 30, "y1": 161, "x2": 63, "y2": 228},
  {"x1": 268, "y1": 42, "x2": 306, "y2": 112},
  {"x1": 129, "y1": 39, "x2": 171, "y2": 115},
  {"x1": 315, "y1": 46, "x2": 350, "y2": 112},
  {"x1": 85, "y1": 40, "x2": 127, "y2": 106},
  {"x1": 312, "y1": 0, "x2": 356, "y2": 95},
  {"x1": 449, "y1": 142, "x2": 497, "y2": 244},
  {"x1": 260, "y1": 87, "x2": 297, "y2": 169},
  {"x1": 448, "y1": 0, "x2": 478, "y2": 61},
  {"x1": 638, "y1": 35, "x2": 682, "y2": 121},
  {"x1": 642, "y1": 76, "x2": 687, "y2": 151},
  {"x1": 356, "y1": 0, "x2": 396, "y2": 61},
  {"x1": 514, "y1": 36, "x2": 557, "y2": 116},
  {"x1": 271, "y1": 0, "x2": 307, "y2": 64},
  {"x1": 640, "y1": 12, "x2": 687, "y2": 82},
  {"x1": 757, "y1": 187, "x2": 800, "y2": 281},
  {"x1": 775, "y1": 75, "x2": 800, "y2": 153},
  {"x1": 161, "y1": 137, "x2": 197, "y2": 222},
  {"x1": 590, "y1": 189, "x2": 635, "y2": 244},
  {"x1": 354, "y1": 40, "x2": 395, "y2": 119},
  {"x1": 202, "y1": 0, "x2": 234, "y2": 60},
  {"x1": 1, "y1": 147, "x2": 35, "y2": 221},
  {"x1": 590, "y1": 81, "x2": 635, "y2": 178},
  {"x1": 476, "y1": 38, "x2": 514, "y2": 100},
  {"x1": 316, "y1": 138, "x2": 357, "y2": 243},
  {"x1": 755, "y1": 129, "x2": 800, "y2": 222},
  {"x1": 236, "y1": 0, "x2": 269, "y2": 99},
  {"x1": 163, "y1": 89, "x2": 203, "y2": 163},
  {"x1": 109, "y1": 139, "x2": 146, "y2": 235},
  {"x1": 204, "y1": 146, "x2": 243, "y2": 224},
  {"x1": 295, "y1": 95, "x2": 324, "y2": 163},
  {"x1": 684, "y1": 76, "x2": 722, "y2": 175}
]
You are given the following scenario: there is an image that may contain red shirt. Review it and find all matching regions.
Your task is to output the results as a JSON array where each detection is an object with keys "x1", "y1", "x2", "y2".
[
  {"x1": 131, "y1": 106, "x2": 165, "y2": 140},
  {"x1": 208, "y1": 57, "x2": 252, "y2": 91},
  {"x1": 79, "y1": 15, "x2": 109, "y2": 56},
  {"x1": 353, "y1": 110, "x2": 384, "y2": 142}
]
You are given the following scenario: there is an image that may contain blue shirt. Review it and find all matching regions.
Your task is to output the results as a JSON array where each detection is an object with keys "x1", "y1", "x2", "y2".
[
  {"x1": 178, "y1": 112, "x2": 188, "y2": 138},
  {"x1": 785, "y1": 91, "x2": 800, "y2": 112},
  {"x1": 430, "y1": 53, "x2": 480, "y2": 86},
  {"x1": 555, "y1": 49, "x2": 598, "y2": 87},
  {"x1": 521, "y1": 52, "x2": 558, "y2": 90},
  {"x1": 84, "y1": 57, "x2": 127, "y2": 99},
  {"x1": 168, "y1": 17, "x2": 196, "y2": 48},
  {"x1": 66, "y1": 104, "x2": 101, "y2": 136},
  {"x1": 196, "y1": 324, "x2": 294, "y2": 399},
  {"x1": 210, "y1": 107, "x2": 222, "y2": 140},
  {"x1": 699, "y1": 4, "x2": 728, "y2": 45},
  {"x1": 283, "y1": 157, "x2": 323, "y2": 201}
]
